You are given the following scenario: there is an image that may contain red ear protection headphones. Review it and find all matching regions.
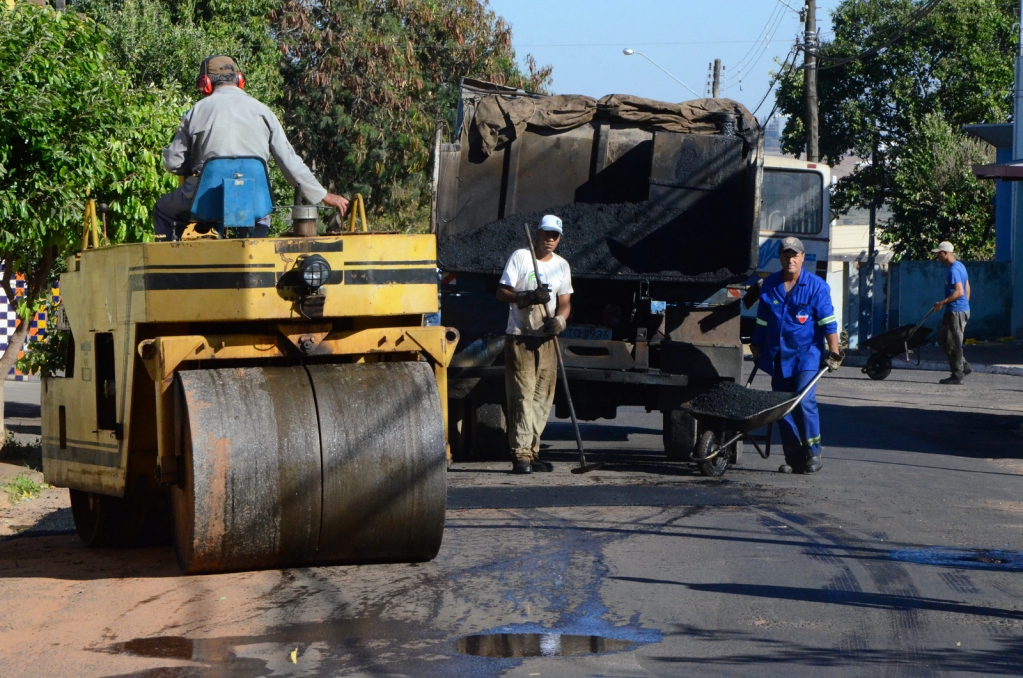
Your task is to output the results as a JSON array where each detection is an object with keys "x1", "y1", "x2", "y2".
[{"x1": 197, "y1": 56, "x2": 245, "y2": 96}]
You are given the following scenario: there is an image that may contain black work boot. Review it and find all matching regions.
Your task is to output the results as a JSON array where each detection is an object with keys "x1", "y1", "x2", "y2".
[
  {"x1": 939, "y1": 375, "x2": 963, "y2": 385},
  {"x1": 530, "y1": 460, "x2": 554, "y2": 473},
  {"x1": 963, "y1": 363, "x2": 973, "y2": 377},
  {"x1": 804, "y1": 454, "x2": 823, "y2": 474},
  {"x1": 783, "y1": 448, "x2": 805, "y2": 474},
  {"x1": 512, "y1": 460, "x2": 532, "y2": 475}
]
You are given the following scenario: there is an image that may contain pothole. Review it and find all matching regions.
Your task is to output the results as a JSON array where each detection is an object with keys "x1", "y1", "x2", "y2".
[
  {"x1": 891, "y1": 547, "x2": 1023, "y2": 571},
  {"x1": 456, "y1": 633, "x2": 635, "y2": 657}
]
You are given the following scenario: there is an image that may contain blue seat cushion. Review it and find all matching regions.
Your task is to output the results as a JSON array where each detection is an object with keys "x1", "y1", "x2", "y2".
[{"x1": 189, "y1": 157, "x2": 273, "y2": 228}]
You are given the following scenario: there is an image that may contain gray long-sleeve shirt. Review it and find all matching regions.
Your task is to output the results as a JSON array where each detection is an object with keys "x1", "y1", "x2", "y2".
[{"x1": 163, "y1": 86, "x2": 328, "y2": 204}]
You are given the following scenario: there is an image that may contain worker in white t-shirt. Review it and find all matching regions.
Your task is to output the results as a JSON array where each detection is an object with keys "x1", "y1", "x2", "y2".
[{"x1": 495, "y1": 215, "x2": 574, "y2": 475}]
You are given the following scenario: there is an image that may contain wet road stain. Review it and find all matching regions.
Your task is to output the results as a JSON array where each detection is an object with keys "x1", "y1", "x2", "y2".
[
  {"x1": 891, "y1": 547, "x2": 1023, "y2": 572},
  {"x1": 456, "y1": 632, "x2": 635, "y2": 657}
]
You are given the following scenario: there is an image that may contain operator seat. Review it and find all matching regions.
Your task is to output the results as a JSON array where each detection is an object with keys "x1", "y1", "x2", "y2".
[{"x1": 189, "y1": 157, "x2": 273, "y2": 238}]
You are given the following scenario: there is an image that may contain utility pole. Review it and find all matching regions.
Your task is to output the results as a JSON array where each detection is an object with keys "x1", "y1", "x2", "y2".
[
  {"x1": 1011, "y1": 0, "x2": 1023, "y2": 337},
  {"x1": 859, "y1": 139, "x2": 879, "y2": 345},
  {"x1": 712, "y1": 59, "x2": 722, "y2": 98},
  {"x1": 804, "y1": 0, "x2": 819, "y2": 162}
]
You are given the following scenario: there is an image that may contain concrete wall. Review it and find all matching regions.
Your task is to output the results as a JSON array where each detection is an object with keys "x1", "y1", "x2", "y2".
[{"x1": 888, "y1": 260, "x2": 1011, "y2": 340}]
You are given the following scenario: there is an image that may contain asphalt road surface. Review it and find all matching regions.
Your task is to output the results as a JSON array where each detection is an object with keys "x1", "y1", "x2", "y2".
[{"x1": 2, "y1": 366, "x2": 1023, "y2": 677}]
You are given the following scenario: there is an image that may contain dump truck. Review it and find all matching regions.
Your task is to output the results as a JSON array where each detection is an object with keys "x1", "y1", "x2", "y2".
[
  {"x1": 433, "y1": 79, "x2": 763, "y2": 475},
  {"x1": 41, "y1": 187, "x2": 457, "y2": 573}
]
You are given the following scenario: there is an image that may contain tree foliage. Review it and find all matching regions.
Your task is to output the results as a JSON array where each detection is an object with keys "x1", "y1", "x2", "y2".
[
  {"x1": 884, "y1": 112, "x2": 995, "y2": 259},
  {"x1": 776, "y1": 0, "x2": 1014, "y2": 259},
  {"x1": 273, "y1": 0, "x2": 552, "y2": 231},
  {"x1": 0, "y1": 2, "x2": 183, "y2": 430},
  {"x1": 72, "y1": 0, "x2": 283, "y2": 102}
]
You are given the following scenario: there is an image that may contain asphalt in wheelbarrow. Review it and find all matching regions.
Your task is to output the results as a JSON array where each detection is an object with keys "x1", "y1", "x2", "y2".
[{"x1": 682, "y1": 381, "x2": 795, "y2": 424}]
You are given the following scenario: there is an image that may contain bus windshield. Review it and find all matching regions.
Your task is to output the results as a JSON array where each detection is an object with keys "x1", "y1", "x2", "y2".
[{"x1": 760, "y1": 169, "x2": 823, "y2": 235}]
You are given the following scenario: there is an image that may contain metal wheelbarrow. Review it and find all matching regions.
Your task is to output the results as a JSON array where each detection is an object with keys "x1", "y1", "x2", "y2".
[
  {"x1": 678, "y1": 366, "x2": 829, "y2": 477},
  {"x1": 859, "y1": 309, "x2": 935, "y2": 381}
]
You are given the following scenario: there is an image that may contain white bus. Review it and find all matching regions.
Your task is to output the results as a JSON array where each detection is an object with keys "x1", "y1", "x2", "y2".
[{"x1": 742, "y1": 155, "x2": 842, "y2": 335}]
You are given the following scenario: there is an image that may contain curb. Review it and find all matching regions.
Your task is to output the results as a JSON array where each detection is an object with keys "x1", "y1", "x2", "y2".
[{"x1": 843, "y1": 355, "x2": 1023, "y2": 377}]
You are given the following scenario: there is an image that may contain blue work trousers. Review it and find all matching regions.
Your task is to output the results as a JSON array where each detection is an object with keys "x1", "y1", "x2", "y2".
[{"x1": 771, "y1": 368, "x2": 821, "y2": 458}]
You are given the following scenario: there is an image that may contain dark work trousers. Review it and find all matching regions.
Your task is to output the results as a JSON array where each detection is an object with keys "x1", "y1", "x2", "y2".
[
  {"x1": 938, "y1": 310, "x2": 970, "y2": 380},
  {"x1": 772, "y1": 356, "x2": 822, "y2": 467}
]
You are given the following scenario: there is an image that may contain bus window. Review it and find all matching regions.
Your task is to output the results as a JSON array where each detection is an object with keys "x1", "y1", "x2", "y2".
[{"x1": 760, "y1": 169, "x2": 823, "y2": 235}]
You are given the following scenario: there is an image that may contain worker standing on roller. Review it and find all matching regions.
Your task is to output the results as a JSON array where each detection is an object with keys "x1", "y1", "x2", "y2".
[
  {"x1": 155, "y1": 55, "x2": 349, "y2": 240},
  {"x1": 496, "y1": 215, "x2": 573, "y2": 475},
  {"x1": 750, "y1": 236, "x2": 843, "y2": 474}
]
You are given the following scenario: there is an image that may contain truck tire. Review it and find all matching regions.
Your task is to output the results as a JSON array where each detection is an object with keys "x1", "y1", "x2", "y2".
[
  {"x1": 663, "y1": 409, "x2": 697, "y2": 461},
  {"x1": 469, "y1": 401, "x2": 508, "y2": 460}
]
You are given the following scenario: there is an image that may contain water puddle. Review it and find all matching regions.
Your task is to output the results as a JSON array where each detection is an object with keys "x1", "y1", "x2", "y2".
[
  {"x1": 456, "y1": 632, "x2": 635, "y2": 657},
  {"x1": 891, "y1": 547, "x2": 1023, "y2": 571}
]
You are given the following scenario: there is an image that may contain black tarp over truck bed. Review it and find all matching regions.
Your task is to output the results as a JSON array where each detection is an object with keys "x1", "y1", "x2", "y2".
[
  {"x1": 432, "y1": 80, "x2": 764, "y2": 464},
  {"x1": 433, "y1": 79, "x2": 763, "y2": 289}
]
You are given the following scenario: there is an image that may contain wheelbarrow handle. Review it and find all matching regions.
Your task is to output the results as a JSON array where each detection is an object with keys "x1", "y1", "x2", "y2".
[{"x1": 912, "y1": 308, "x2": 937, "y2": 335}]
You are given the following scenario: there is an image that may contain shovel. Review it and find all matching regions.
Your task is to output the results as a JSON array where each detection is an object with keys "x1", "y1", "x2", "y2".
[{"x1": 523, "y1": 225, "x2": 603, "y2": 474}]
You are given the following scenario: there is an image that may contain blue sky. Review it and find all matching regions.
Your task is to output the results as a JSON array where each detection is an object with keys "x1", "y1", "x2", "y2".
[{"x1": 488, "y1": 0, "x2": 843, "y2": 117}]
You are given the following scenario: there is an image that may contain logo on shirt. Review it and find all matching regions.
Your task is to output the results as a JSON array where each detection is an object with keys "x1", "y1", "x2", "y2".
[
  {"x1": 772, "y1": 299, "x2": 779, "y2": 305},
  {"x1": 796, "y1": 312, "x2": 809, "y2": 324}
]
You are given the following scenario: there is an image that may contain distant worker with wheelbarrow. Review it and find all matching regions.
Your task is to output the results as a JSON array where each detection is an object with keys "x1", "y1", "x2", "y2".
[
  {"x1": 930, "y1": 241, "x2": 972, "y2": 385},
  {"x1": 750, "y1": 237, "x2": 843, "y2": 474}
]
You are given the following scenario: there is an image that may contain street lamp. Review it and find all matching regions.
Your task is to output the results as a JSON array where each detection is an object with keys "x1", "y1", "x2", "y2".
[{"x1": 622, "y1": 48, "x2": 701, "y2": 99}]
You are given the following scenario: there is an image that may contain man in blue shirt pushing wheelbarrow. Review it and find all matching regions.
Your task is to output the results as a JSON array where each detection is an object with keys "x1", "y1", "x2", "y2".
[{"x1": 750, "y1": 237, "x2": 843, "y2": 474}]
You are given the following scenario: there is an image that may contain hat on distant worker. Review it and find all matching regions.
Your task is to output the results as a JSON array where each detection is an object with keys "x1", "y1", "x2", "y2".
[
  {"x1": 538, "y1": 214, "x2": 563, "y2": 234},
  {"x1": 931, "y1": 241, "x2": 954, "y2": 253},
  {"x1": 779, "y1": 236, "x2": 804, "y2": 253}
]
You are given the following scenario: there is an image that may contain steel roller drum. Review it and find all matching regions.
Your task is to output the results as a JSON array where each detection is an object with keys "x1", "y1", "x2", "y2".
[{"x1": 173, "y1": 362, "x2": 447, "y2": 574}]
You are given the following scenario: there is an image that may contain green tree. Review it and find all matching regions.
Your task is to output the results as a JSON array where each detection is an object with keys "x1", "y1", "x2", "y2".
[
  {"x1": 884, "y1": 112, "x2": 995, "y2": 259},
  {"x1": 273, "y1": 0, "x2": 552, "y2": 231},
  {"x1": 0, "y1": 3, "x2": 181, "y2": 435},
  {"x1": 776, "y1": 0, "x2": 1014, "y2": 259},
  {"x1": 72, "y1": 0, "x2": 298, "y2": 228},
  {"x1": 72, "y1": 0, "x2": 283, "y2": 102}
]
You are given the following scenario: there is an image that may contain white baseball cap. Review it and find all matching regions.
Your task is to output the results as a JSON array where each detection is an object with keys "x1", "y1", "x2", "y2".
[
  {"x1": 538, "y1": 214, "x2": 563, "y2": 234},
  {"x1": 931, "y1": 241, "x2": 954, "y2": 253}
]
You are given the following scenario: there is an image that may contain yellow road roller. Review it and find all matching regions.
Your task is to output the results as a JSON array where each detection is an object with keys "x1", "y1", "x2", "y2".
[{"x1": 40, "y1": 212, "x2": 457, "y2": 573}]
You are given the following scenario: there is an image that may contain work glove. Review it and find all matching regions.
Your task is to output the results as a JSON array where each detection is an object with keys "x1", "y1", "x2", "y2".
[
  {"x1": 515, "y1": 284, "x2": 552, "y2": 309},
  {"x1": 750, "y1": 343, "x2": 762, "y2": 363},
  {"x1": 543, "y1": 315, "x2": 567, "y2": 335},
  {"x1": 824, "y1": 350, "x2": 845, "y2": 372}
]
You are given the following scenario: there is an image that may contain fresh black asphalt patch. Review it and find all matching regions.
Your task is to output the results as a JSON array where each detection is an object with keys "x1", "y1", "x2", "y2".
[{"x1": 447, "y1": 484, "x2": 748, "y2": 509}]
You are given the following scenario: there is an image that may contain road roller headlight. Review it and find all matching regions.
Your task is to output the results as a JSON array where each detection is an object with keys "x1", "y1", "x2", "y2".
[{"x1": 299, "y1": 254, "x2": 331, "y2": 293}]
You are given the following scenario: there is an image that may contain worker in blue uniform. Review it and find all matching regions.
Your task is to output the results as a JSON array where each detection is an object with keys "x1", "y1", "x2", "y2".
[{"x1": 750, "y1": 236, "x2": 843, "y2": 474}]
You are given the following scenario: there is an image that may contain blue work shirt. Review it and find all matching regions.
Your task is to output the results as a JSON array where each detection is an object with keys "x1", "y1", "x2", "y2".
[
  {"x1": 946, "y1": 261, "x2": 969, "y2": 312},
  {"x1": 752, "y1": 270, "x2": 838, "y2": 379}
]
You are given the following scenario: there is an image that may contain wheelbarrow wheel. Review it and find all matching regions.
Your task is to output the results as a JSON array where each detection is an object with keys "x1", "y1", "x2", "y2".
[
  {"x1": 863, "y1": 353, "x2": 892, "y2": 381},
  {"x1": 694, "y1": 430, "x2": 729, "y2": 477}
]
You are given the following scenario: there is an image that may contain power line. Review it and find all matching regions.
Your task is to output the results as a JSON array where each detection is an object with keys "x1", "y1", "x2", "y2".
[
  {"x1": 727, "y1": 6, "x2": 791, "y2": 87},
  {"x1": 515, "y1": 39, "x2": 793, "y2": 48},
  {"x1": 726, "y1": 0, "x2": 786, "y2": 76},
  {"x1": 753, "y1": 45, "x2": 798, "y2": 116}
]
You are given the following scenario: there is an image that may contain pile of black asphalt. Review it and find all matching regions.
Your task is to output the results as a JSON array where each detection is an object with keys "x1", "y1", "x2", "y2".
[
  {"x1": 439, "y1": 201, "x2": 752, "y2": 284},
  {"x1": 682, "y1": 381, "x2": 795, "y2": 421}
]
